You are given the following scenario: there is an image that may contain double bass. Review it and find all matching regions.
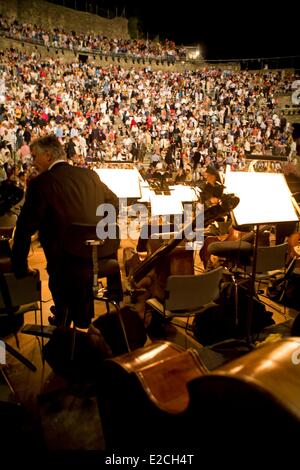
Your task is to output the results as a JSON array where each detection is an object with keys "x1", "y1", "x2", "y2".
[
  {"x1": 98, "y1": 338, "x2": 300, "y2": 455},
  {"x1": 128, "y1": 194, "x2": 240, "y2": 293}
]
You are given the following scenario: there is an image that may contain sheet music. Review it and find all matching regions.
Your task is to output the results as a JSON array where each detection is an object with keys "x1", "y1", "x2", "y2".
[
  {"x1": 225, "y1": 171, "x2": 299, "y2": 225},
  {"x1": 150, "y1": 193, "x2": 184, "y2": 216},
  {"x1": 169, "y1": 185, "x2": 199, "y2": 202},
  {"x1": 138, "y1": 182, "x2": 151, "y2": 203},
  {"x1": 95, "y1": 168, "x2": 142, "y2": 198}
]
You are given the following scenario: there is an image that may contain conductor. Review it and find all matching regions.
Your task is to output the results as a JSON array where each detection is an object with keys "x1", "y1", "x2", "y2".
[{"x1": 11, "y1": 135, "x2": 123, "y2": 328}]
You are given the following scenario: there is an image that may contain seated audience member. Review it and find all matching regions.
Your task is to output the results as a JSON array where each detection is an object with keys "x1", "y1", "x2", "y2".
[{"x1": 174, "y1": 167, "x2": 186, "y2": 183}]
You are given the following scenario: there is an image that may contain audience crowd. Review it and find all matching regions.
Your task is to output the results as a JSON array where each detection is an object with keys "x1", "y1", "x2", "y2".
[
  {"x1": 0, "y1": 16, "x2": 299, "y2": 191},
  {"x1": 0, "y1": 15, "x2": 187, "y2": 61}
]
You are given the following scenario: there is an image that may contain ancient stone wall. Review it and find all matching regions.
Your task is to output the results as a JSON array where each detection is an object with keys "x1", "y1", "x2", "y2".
[
  {"x1": 0, "y1": 36, "x2": 198, "y2": 73},
  {"x1": 0, "y1": 0, "x2": 129, "y2": 38}
]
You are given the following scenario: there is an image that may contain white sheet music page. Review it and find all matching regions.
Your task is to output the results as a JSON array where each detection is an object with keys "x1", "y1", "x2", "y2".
[{"x1": 225, "y1": 171, "x2": 298, "y2": 225}]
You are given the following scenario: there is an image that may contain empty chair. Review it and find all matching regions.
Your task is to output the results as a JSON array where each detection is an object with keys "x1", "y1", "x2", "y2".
[
  {"x1": 207, "y1": 239, "x2": 253, "y2": 270},
  {"x1": 246, "y1": 242, "x2": 288, "y2": 288},
  {"x1": 248, "y1": 242, "x2": 289, "y2": 317},
  {"x1": 254, "y1": 242, "x2": 288, "y2": 276},
  {"x1": 146, "y1": 266, "x2": 223, "y2": 330},
  {"x1": 0, "y1": 270, "x2": 43, "y2": 339},
  {"x1": 0, "y1": 269, "x2": 43, "y2": 371}
]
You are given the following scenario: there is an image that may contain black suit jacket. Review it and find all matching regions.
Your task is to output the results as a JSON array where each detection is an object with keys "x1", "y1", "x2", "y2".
[{"x1": 12, "y1": 162, "x2": 119, "y2": 274}]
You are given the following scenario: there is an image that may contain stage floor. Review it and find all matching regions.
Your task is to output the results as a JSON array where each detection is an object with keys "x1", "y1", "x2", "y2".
[{"x1": 1, "y1": 237, "x2": 298, "y2": 454}]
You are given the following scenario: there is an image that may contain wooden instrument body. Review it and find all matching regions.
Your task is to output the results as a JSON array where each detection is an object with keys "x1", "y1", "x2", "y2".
[
  {"x1": 98, "y1": 341, "x2": 206, "y2": 450},
  {"x1": 129, "y1": 194, "x2": 240, "y2": 286},
  {"x1": 208, "y1": 337, "x2": 300, "y2": 422},
  {"x1": 98, "y1": 338, "x2": 300, "y2": 452},
  {"x1": 107, "y1": 341, "x2": 207, "y2": 414},
  {"x1": 146, "y1": 239, "x2": 194, "y2": 301},
  {"x1": 128, "y1": 194, "x2": 240, "y2": 307}
]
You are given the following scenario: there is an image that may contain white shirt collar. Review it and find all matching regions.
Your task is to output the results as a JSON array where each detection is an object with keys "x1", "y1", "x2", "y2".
[{"x1": 48, "y1": 159, "x2": 66, "y2": 170}]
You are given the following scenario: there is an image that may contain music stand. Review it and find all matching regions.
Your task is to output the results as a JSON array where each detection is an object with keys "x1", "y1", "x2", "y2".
[
  {"x1": 95, "y1": 167, "x2": 142, "y2": 199},
  {"x1": 169, "y1": 185, "x2": 199, "y2": 203},
  {"x1": 225, "y1": 170, "x2": 300, "y2": 345},
  {"x1": 150, "y1": 192, "x2": 183, "y2": 217}
]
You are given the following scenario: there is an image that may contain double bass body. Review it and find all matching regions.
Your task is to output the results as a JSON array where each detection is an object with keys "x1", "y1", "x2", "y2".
[
  {"x1": 98, "y1": 338, "x2": 300, "y2": 456},
  {"x1": 128, "y1": 194, "x2": 240, "y2": 292}
]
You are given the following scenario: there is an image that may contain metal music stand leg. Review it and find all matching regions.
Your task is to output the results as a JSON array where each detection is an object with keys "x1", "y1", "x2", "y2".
[
  {"x1": 3, "y1": 341, "x2": 37, "y2": 371},
  {"x1": 0, "y1": 364, "x2": 22, "y2": 406},
  {"x1": 246, "y1": 224, "x2": 260, "y2": 347},
  {"x1": 86, "y1": 239, "x2": 106, "y2": 299},
  {"x1": 86, "y1": 240, "x2": 131, "y2": 353},
  {"x1": 1, "y1": 342, "x2": 35, "y2": 406}
]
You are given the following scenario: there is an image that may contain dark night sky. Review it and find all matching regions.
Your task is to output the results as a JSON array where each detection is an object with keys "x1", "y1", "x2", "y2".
[
  {"x1": 51, "y1": 1, "x2": 299, "y2": 60},
  {"x1": 120, "y1": 1, "x2": 299, "y2": 60}
]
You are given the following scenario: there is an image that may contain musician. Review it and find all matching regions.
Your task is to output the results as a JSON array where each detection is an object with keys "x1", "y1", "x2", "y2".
[
  {"x1": 11, "y1": 135, "x2": 123, "y2": 328},
  {"x1": 198, "y1": 166, "x2": 233, "y2": 267},
  {"x1": 199, "y1": 165, "x2": 224, "y2": 208}
]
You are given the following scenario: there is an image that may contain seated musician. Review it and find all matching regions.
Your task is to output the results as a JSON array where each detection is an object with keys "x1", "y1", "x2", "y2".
[{"x1": 199, "y1": 165, "x2": 224, "y2": 208}]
